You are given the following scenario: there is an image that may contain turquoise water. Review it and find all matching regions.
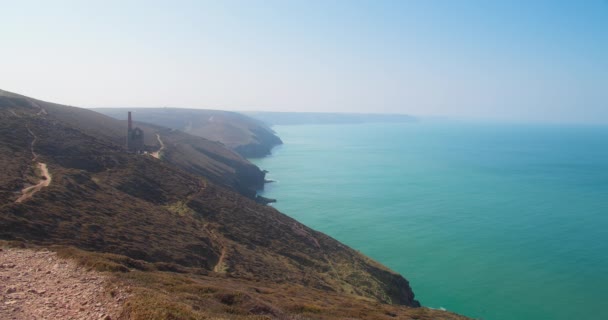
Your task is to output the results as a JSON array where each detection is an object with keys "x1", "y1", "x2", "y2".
[{"x1": 250, "y1": 122, "x2": 608, "y2": 320}]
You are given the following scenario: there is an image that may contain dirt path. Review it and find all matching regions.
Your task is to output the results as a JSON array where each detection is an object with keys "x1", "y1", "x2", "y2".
[
  {"x1": 16, "y1": 126, "x2": 52, "y2": 203},
  {"x1": 25, "y1": 126, "x2": 39, "y2": 162},
  {"x1": 30, "y1": 100, "x2": 47, "y2": 116},
  {"x1": 16, "y1": 163, "x2": 52, "y2": 204},
  {"x1": 151, "y1": 134, "x2": 165, "y2": 159},
  {"x1": 203, "y1": 224, "x2": 227, "y2": 274},
  {"x1": 0, "y1": 248, "x2": 128, "y2": 319},
  {"x1": 213, "y1": 247, "x2": 227, "y2": 273}
]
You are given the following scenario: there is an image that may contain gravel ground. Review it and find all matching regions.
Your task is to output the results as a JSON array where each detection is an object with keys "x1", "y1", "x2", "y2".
[{"x1": 0, "y1": 248, "x2": 128, "y2": 320}]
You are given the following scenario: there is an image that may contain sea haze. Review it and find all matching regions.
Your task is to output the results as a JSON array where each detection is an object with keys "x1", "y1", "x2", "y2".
[{"x1": 251, "y1": 122, "x2": 608, "y2": 320}]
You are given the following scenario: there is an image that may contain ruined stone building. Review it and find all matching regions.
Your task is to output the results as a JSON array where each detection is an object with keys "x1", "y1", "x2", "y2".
[{"x1": 126, "y1": 111, "x2": 144, "y2": 153}]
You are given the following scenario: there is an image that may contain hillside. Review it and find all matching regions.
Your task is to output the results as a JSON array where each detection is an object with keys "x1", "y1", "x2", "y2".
[
  {"x1": 0, "y1": 90, "x2": 467, "y2": 319},
  {"x1": 0, "y1": 90, "x2": 266, "y2": 199},
  {"x1": 94, "y1": 108, "x2": 283, "y2": 158}
]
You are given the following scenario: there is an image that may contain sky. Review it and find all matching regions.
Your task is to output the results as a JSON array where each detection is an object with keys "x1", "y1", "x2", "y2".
[{"x1": 1, "y1": 0, "x2": 607, "y2": 123}]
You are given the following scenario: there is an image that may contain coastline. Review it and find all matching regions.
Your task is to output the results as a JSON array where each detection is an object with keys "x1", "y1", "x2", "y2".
[
  {"x1": 243, "y1": 122, "x2": 608, "y2": 320},
  {"x1": 250, "y1": 143, "x2": 282, "y2": 204},
  {"x1": 247, "y1": 127, "x2": 427, "y2": 300}
]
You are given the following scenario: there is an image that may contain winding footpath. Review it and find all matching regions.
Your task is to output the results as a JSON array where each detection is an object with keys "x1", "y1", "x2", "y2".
[
  {"x1": 15, "y1": 163, "x2": 51, "y2": 204},
  {"x1": 15, "y1": 125, "x2": 52, "y2": 204},
  {"x1": 213, "y1": 247, "x2": 227, "y2": 273},
  {"x1": 150, "y1": 134, "x2": 165, "y2": 159}
]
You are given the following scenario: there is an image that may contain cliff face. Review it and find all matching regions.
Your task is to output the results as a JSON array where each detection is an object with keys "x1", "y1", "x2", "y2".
[
  {"x1": 94, "y1": 108, "x2": 283, "y2": 158},
  {"x1": 233, "y1": 126, "x2": 283, "y2": 158}
]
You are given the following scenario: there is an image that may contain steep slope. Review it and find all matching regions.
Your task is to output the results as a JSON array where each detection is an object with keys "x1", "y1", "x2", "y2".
[
  {"x1": 94, "y1": 108, "x2": 282, "y2": 158},
  {"x1": 151, "y1": 125, "x2": 265, "y2": 198},
  {"x1": 0, "y1": 90, "x2": 468, "y2": 319},
  {"x1": 0, "y1": 90, "x2": 265, "y2": 198}
]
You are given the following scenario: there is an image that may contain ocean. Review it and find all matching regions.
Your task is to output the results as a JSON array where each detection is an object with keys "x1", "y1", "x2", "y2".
[{"x1": 250, "y1": 122, "x2": 608, "y2": 320}]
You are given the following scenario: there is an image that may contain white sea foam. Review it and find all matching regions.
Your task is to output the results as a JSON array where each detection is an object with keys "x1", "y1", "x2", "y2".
[{"x1": 428, "y1": 306, "x2": 447, "y2": 312}]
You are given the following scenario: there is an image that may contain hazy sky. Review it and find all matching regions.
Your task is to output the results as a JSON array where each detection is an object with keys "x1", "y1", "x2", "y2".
[{"x1": 1, "y1": 0, "x2": 607, "y2": 123}]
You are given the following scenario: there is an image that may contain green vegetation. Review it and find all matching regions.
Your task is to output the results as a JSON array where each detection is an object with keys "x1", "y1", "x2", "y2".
[{"x1": 165, "y1": 200, "x2": 196, "y2": 217}]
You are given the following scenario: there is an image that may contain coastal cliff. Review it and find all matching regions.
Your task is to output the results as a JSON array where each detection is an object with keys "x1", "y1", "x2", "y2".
[{"x1": 0, "y1": 89, "x2": 467, "y2": 319}]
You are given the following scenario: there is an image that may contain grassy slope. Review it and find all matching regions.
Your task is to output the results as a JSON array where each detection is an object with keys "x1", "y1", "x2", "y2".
[{"x1": 0, "y1": 90, "x2": 266, "y2": 198}]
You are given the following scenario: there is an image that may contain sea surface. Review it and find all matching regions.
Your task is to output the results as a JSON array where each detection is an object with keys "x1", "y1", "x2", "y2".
[{"x1": 250, "y1": 122, "x2": 608, "y2": 320}]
